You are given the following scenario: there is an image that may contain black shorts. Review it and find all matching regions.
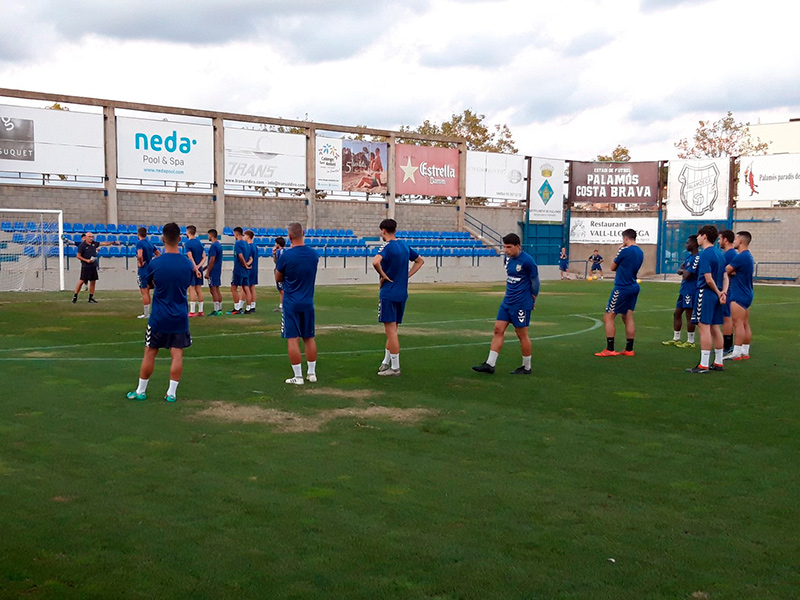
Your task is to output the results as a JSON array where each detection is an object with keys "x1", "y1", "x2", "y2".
[
  {"x1": 80, "y1": 264, "x2": 99, "y2": 281},
  {"x1": 145, "y1": 325, "x2": 192, "y2": 349}
]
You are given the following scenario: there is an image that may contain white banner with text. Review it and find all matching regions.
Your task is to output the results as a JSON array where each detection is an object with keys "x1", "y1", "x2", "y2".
[
  {"x1": 225, "y1": 128, "x2": 306, "y2": 188},
  {"x1": 569, "y1": 217, "x2": 658, "y2": 245}
]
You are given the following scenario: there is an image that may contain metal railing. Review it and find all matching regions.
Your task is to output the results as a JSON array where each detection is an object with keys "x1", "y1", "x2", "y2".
[
  {"x1": 753, "y1": 261, "x2": 800, "y2": 282},
  {"x1": 464, "y1": 212, "x2": 504, "y2": 246}
]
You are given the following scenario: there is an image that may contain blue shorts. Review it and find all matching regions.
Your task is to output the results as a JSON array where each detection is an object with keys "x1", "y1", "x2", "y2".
[
  {"x1": 676, "y1": 292, "x2": 694, "y2": 310},
  {"x1": 189, "y1": 272, "x2": 203, "y2": 287},
  {"x1": 378, "y1": 298, "x2": 406, "y2": 324},
  {"x1": 208, "y1": 270, "x2": 222, "y2": 288},
  {"x1": 497, "y1": 303, "x2": 531, "y2": 329},
  {"x1": 249, "y1": 271, "x2": 259, "y2": 286},
  {"x1": 276, "y1": 280, "x2": 284, "y2": 292},
  {"x1": 137, "y1": 268, "x2": 150, "y2": 289},
  {"x1": 281, "y1": 305, "x2": 315, "y2": 339},
  {"x1": 232, "y1": 272, "x2": 250, "y2": 287},
  {"x1": 606, "y1": 285, "x2": 640, "y2": 314},
  {"x1": 559, "y1": 259, "x2": 569, "y2": 271},
  {"x1": 145, "y1": 325, "x2": 192, "y2": 349},
  {"x1": 591, "y1": 263, "x2": 603, "y2": 271},
  {"x1": 722, "y1": 297, "x2": 731, "y2": 318},
  {"x1": 692, "y1": 288, "x2": 723, "y2": 325},
  {"x1": 731, "y1": 294, "x2": 753, "y2": 310}
]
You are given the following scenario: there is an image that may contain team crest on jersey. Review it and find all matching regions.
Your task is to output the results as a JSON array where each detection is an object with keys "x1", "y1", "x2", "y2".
[
  {"x1": 678, "y1": 163, "x2": 719, "y2": 216},
  {"x1": 515, "y1": 264, "x2": 522, "y2": 273}
]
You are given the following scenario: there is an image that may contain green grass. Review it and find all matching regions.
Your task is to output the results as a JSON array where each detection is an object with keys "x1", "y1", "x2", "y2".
[{"x1": 1, "y1": 281, "x2": 799, "y2": 599}]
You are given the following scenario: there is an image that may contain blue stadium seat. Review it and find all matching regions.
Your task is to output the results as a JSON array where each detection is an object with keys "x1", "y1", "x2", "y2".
[
  {"x1": 96, "y1": 223, "x2": 108, "y2": 233},
  {"x1": 0, "y1": 221, "x2": 11, "y2": 232},
  {"x1": 346, "y1": 229, "x2": 354, "y2": 236},
  {"x1": 127, "y1": 245, "x2": 138, "y2": 257},
  {"x1": 109, "y1": 246, "x2": 121, "y2": 257},
  {"x1": 23, "y1": 245, "x2": 40, "y2": 257},
  {"x1": 66, "y1": 246, "x2": 77, "y2": 257},
  {"x1": 12, "y1": 233, "x2": 24, "y2": 244},
  {"x1": 71, "y1": 222, "x2": 84, "y2": 233},
  {"x1": 148, "y1": 225, "x2": 159, "y2": 234},
  {"x1": 13, "y1": 221, "x2": 24, "y2": 231},
  {"x1": 107, "y1": 235, "x2": 118, "y2": 243},
  {"x1": 223, "y1": 227, "x2": 234, "y2": 236},
  {"x1": 95, "y1": 234, "x2": 106, "y2": 242},
  {"x1": 106, "y1": 224, "x2": 117, "y2": 234},
  {"x1": 98, "y1": 247, "x2": 109, "y2": 257},
  {"x1": 180, "y1": 226, "x2": 187, "y2": 235},
  {"x1": 25, "y1": 221, "x2": 37, "y2": 231},
  {"x1": 257, "y1": 227, "x2": 267, "y2": 236}
]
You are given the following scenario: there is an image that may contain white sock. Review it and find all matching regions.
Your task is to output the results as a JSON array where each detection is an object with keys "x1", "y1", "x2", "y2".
[
  {"x1": 143, "y1": 304, "x2": 151, "y2": 317},
  {"x1": 215, "y1": 302, "x2": 221, "y2": 311},
  {"x1": 236, "y1": 301, "x2": 244, "y2": 310},
  {"x1": 733, "y1": 344, "x2": 743, "y2": 355},
  {"x1": 190, "y1": 301, "x2": 196, "y2": 313},
  {"x1": 673, "y1": 330, "x2": 681, "y2": 341},
  {"x1": 307, "y1": 360, "x2": 317, "y2": 376},
  {"x1": 522, "y1": 355, "x2": 532, "y2": 369},
  {"x1": 486, "y1": 350, "x2": 499, "y2": 367},
  {"x1": 136, "y1": 378, "x2": 149, "y2": 394},
  {"x1": 292, "y1": 363, "x2": 303, "y2": 378},
  {"x1": 700, "y1": 350, "x2": 711, "y2": 368},
  {"x1": 687, "y1": 331, "x2": 695, "y2": 343},
  {"x1": 252, "y1": 301, "x2": 256, "y2": 309},
  {"x1": 167, "y1": 379, "x2": 179, "y2": 397},
  {"x1": 279, "y1": 303, "x2": 283, "y2": 309},
  {"x1": 742, "y1": 344, "x2": 750, "y2": 355},
  {"x1": 390, "y1": 353, "x2": 400, "y2": 370},
  {"x1": 198, "y1": 302, "x2": 204, "y2": 314},
  {"x1": 382, "y1": 348, "x2": 391, "y2": 365},
  {"x1": 714, "y1": 348, "x2": 724, "y2": 365}
]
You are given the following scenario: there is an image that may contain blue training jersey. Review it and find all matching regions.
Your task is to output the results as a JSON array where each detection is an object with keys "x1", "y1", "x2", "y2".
[
  {"x1": 207, "y1": 240, "x2": 223, "y2": 278},
  {"x1": 185, "y1": 238, "x2": 204, "y2": 268},
  {"x1": 697, "y1": 245, "x2": 725, "y2": 290},
  {"x1": 136, "y1": 238, "x2": 156, "y2": 268},
  {"x1": 378, "y1": 240, "x2": 420, "y2": 302},
  {"x1": 147, "y1": 252, "x2": 194, "y2": 334},
  {"x1": 249, "y1": 242, "x2": 259, "y2": 271},
  {"x1": 723, "y1": 248, "x2": 738, "y2": 266},
  {"x1": 613, "y1": 245, "x2": 644, "y2": 287},
  {"x1": 276, "y1": 245, "x2": 318, "y2": 310},
  {"x1": 728, "y1": 249, "x2": 754, "y2": 301},
  {"x1": 678, "y1": 253, "x2": 700, "y2": 297},
  {"x1": 503, "y1": 251, "x2": 539, "y2": 310},
  {"x1": 233, "y1": 239, "x2": 249, "y2": 276}
]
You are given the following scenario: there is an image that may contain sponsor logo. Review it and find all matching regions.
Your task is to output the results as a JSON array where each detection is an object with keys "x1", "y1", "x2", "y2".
[
  {"x1": 0, "y1": 116, "x2": 35, "y2": 161},
  {"x1": 318, "y1": 142, "x2": 340, "y2": 164},
  {"x1": 507, "y1": 169, "x2": 523, "y2": 184},
  {"x1": 678, "y1": 163, "x2": 719, "y2": 216},
  {"x1": 400, "y1": 156, "x2": 455, "y2": 185},
  {"x1": 135, "y1": 130, "x2": 197, "y2": 169},
  {"x1": 517, "y1": 309, "x2": 525, "y2": 323}
]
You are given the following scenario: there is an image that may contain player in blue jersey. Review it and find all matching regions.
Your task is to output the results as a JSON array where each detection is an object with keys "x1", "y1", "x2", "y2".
[
  {"x1": 227, "y1": 227, "x2": 252, "y2": 315},
  {"x1": 473, "y1": 233, "x2": 540, "y2": 375},
  {"x1": 559, "y1": 247, "x2": 569, "y2": 280},
  {"x1": 372, "y1": 219, "x2": 425, "y2": 376},
  {"x1": 719, "y1": 230, "x2": 738, "y2": 354},
  {"x1": 686, "y1": 225, "x2": 729, "y2": 373},
  {"x1": 204, "y1": 229, "x2": 224, "y2": 316},
  {"x1": 589, "y1": 250, "x2": 604, "y2": 279},
  {"x1": 725, "y1": 231, "x2": 754, "y2": 361},
  {"x1": 126, "y1": 222, "x2": 194, "y2": 403},
  {"x1": 272, "y1": 237, "x2": 286, "y2": 313},
  {"x1": 135, "y1": 226, "x2": 160, "y2": 319},
  {"x1": 244, "y1": 230, "x2": 259, "y2": 313},
  {"x1": 185, "y1": 225, "x2": 206, "y2": 317},
  {"x1": 662, "y1": 235, "x2": 699, "y2": 347},
  {"x1": 595, "y1": 229, "x2": 644, "y2": 357},
  {"x1": 276, "y1": 223, "x2": 319, "y2": 385}
]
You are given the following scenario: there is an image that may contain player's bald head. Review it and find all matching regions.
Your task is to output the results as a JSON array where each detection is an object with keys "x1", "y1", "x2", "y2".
[{"x1": 287, "y1": 222, "x2": 304, "y2": 241}]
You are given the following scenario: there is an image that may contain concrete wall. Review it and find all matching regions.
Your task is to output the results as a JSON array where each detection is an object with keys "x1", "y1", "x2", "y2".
[
  {"x1": 0, "y1": 185, "x2": 107, "y2": 224},
  {"x1": 395, "y1": 202, "x2": 458, "y2": 233},
  {"x1": 226, "y1": 195, "x2": 307, "y2": 230},
  {"x1": 317, "y1": 199, "x2": 388, "y2": 236},
  {"x1": 466, "y1": 205, "x2": 525, "y2": 239},
  {"x1": 118, "y1": 190, "x2": 215, "y2": 230},
  {"x1": 733, "y1": 206, "x2": 800, "y2": 264}
]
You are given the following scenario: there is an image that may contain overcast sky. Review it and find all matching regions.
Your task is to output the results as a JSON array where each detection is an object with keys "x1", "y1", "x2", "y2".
[{"x1": 1, "y1": 0, "x2": 795, "y2": 161}]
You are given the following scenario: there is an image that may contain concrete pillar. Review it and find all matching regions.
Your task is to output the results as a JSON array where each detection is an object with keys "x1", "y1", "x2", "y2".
[
  {"x1": 457, "y1": 141, "x2": 467, "y2": 231},
  {"x1": 103, "y1": 106, "x2": 118, "y2": 224},
  {"x1": 213, "y1": 117, "x2": 225, "y2": 232},
  {"x1": 306, "y1": 128, "x2": 317, "y2": 231},
  {"x1": 387, "y1": 135, "x2": 396, "y2": 220}
]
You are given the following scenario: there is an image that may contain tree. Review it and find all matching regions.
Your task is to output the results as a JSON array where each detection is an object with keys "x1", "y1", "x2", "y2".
[
  {"x1": 675, "y1": 111, "x2": 770, "y2": 158},
  {"x1": 596, "y1": 145, "x2": 631, "y2": 162},
  {"x1": 399, "y1": 109, "x2": 517, "y2": 154}
]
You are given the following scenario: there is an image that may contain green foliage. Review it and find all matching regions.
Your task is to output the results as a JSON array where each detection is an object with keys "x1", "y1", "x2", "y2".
[
  {"x1": 400, "y1": 109, "x2": 517, "y2": 153},
  {"x1": 675, "y1": 111, "x2": 771, "y2": 158},
  {"x1": 596, "y1": 145, "x2": 631, "y2": 162}
]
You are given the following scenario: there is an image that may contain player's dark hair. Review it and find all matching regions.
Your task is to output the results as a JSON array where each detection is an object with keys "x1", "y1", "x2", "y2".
[
  {"x1": 81, "y1": 233, "x2": 86, "y2": 238},
  {"x1": 275, "y1": 236, "x2": 286, "y2": 247},
  {"x1": 622, "y1": 228, "x2": 637, "y2": 241},
  {"x1": 233, "y1": 226, "x2": 244, "y2": 236},
  {"x1": 187, "y1": 225, "x2": 197, "y2": 236},
  {"x1": 244, "y1": 229, "x2": 254, "y2": 240},
  {"x1": 137, "y1": 227, "x2": 147, "y2": 238},
  {"x1": 207, "y1": 228, "x2": 218, "y2": 239},
  {"x1": 162, "y1": 222, "x2": 181, "y2": 245},
  {"x1": 720, "y1": 229, "x2": 734, "y2": 243},
  {"x1": 736, "y1": 230, "x2": 752, "y2": 244},
  {"x1": 502, "y1": 233, "x2": 521, "y2": 246},
  {"x1": 698, "y1": 225, "x2": 718, "y2": 243},
  {"x1": 380, "y1": 219, "x2": 397, "y2": 233}
]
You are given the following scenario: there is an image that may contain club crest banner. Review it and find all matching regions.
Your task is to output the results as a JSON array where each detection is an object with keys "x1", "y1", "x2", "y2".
[
  {"x1": 466, "y1": 151, "x2": 525, "y2": 200},
  {"x1": 224, "y1": 128, "x2": 306, "y2": 188},
  {"x1": 315, "y1": 137, "x2": 342, "y2": 191},
  {"x1": 529, "y1": 158, "x2": 565, "y2": 222},
  {"x1": 0, "y1": 104, "x2": 104, "y2": 176},
  {"x1": 395, "y1": 144, "x2": 459, "y2": 196},
  {"x1": 737, "y1": 153, "x2": 800, "y2": 204},
  {"x1": 666, "y1": 159, "x2": 730, "y2": 221}
]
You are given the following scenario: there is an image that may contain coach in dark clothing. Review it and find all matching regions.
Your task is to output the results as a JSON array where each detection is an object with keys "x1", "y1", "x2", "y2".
[{"x1": 72, "y1": 231, "x2": 118, "y2": 303}]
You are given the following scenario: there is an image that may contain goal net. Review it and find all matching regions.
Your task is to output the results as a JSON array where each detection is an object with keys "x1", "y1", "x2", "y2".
[{"x1": 0, "y1": 209, "x2": 65, "y2": 291}]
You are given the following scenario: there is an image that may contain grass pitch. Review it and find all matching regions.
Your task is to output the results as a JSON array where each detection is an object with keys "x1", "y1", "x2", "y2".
[{"x1": 1, "y1": 280, "x2": 798, "y2": 599}]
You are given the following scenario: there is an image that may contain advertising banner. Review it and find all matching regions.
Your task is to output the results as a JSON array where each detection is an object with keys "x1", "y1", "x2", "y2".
[
  {"x1": 117, "y1": 116, "x2": 213, "y2": 183},
  {"x1": 315, "y1": 136, "x2": 342, "y2": 190},
  {"x1": 569, "y1": 161, "x2": 659, "y2": 204},
  {"x1": 342, "y1": 140, "x2": 388, "y2": 193},
  {"x1": 466, "y1": 151, "x2": 526, "y2": 200},
  {"x1": 395, "y1": 144, "x2": 459, "y2": 196},
  {"x1": 666, "y1": 158, "x2": 730, "y2": 221},
  {"x1": 529, "y1": 158, "x2": 565, "y2": 222},
  {"x1": 737, "y1": 153, "x2": 800, "y2": 203},
  {"x1": 0, "y1": 104, "x2": 104, "y2": 176},
  {"x1": 225, "y1": 128, "x2": 306, "y2": 188},
  {"x1": 569, "y1": 216, "x2": 659, "y2": 245}
]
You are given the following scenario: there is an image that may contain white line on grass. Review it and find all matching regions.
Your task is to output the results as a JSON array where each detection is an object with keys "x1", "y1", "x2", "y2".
[{"x1": 0, "y1": 315, "x2": 603, "y2": 362}]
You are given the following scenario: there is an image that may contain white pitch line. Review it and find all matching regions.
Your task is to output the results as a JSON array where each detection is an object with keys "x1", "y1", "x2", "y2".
[{"x1": 0, "y1": 315, "x2": 603, "y2": 362}]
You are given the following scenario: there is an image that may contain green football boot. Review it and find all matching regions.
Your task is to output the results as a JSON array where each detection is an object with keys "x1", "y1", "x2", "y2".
[{"x1": 126, "y1": 391, "x2": 146, "y2": 401}]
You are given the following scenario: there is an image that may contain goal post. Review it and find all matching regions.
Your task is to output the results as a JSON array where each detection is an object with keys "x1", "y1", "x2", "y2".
[{"x1": 0, "y1": 208, "x2": 65, "y2": 292}]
